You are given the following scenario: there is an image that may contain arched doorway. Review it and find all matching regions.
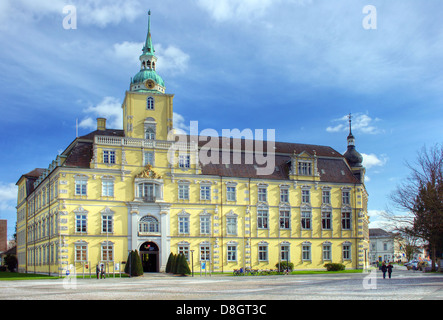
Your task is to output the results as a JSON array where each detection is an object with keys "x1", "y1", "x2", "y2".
[{"x1": 139, "y1": 241, "x2": 159, "y2": 273}]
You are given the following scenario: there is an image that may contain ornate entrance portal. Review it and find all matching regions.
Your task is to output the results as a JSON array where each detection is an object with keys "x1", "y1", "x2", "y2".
[{"x1": 139, "y1": 241, "x2": 159, "y2": 273}]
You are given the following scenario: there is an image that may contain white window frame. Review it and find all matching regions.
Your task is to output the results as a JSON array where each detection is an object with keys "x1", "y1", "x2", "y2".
[
  {"x1": 103, "y1": 150, "x2": 116, "y2": 164},
  {"x1": 302, "y1": 243, "x2": 311, "y2": 261},
  {"x1": 258, "y1": 243, "x2": 268, "y2": 261},
  {"x1": 101, "y1": 241, "x2": 114, "y2": 261},
  {"x1": 226, "y1": 186, "x2": 236, "y2": 202},
  {"x1": 227, "y1": 244, "x2": 237, "y2": 262},
  {"x1": 178, "y1": 184, "x2": 190, "y2": 200},
  {"x1": 75, "y1": 179, "x2": 87, "y2": 196},
  {"x1": 200, "y1": 185, "x2": 211, "y2": 201},
  {"x1": 75, "y1": 241, "x2": 88, "y2": 262},
  {"x1": 179, "y1": 155, "x2": 191, "y2": 169}
]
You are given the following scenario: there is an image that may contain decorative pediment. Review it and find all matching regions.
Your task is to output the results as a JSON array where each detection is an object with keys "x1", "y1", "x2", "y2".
[{"x1": 136, "y1": 164, "x2": 162, "y2": 179}]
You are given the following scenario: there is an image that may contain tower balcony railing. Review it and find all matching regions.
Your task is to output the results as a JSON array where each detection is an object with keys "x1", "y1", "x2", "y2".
[{"x1": 95, "y1": 135, "x2": 197, "y2": 151}]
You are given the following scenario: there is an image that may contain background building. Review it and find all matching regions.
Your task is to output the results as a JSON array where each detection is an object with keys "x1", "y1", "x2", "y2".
[
  {"x1": 16, "y1": 12, "x2": 369, "y2": 275},
  {"x1": 369, "y1": 228, "x2": 394, "y2": 263}
]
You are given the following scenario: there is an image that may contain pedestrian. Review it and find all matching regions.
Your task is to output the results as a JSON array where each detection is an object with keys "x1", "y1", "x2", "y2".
[
  {"x1": 100, "y1": 264, "x2": 106, "y2": 279},
  {"x1": 96, "y1": 264, "x2": 100, "y2": 279},
  {"x1": 381, "y1": 261, "x2": 387, "y2": 279},
  {"x1": 387, "y1": 262, "x2": 394, "y2": 279}
]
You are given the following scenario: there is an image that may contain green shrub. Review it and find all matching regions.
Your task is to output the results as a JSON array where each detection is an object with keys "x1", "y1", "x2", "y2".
[
  {"x1": 324, "y1": 263, "x2": 345, "y2": 271},
  {"x1": 124, "y1": 250, "x2": 144, "y2": 276},
  {"x1": 165, "y1": 252, "x2": 174, "y2": 273},
  {"x1": 275, "y1": 261, "x2": 294, "y2": 272},
  {"x1": 175, "y1": 253, "x2": 191, "y2": 276}
]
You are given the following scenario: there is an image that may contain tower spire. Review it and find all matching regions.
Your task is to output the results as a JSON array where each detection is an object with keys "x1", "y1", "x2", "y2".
[
  {"x1": 348, "y1": 113, "x2": 352, "y2": 135},
  {"x1": 130, "y1": 10, "x2": 165, "y2": 93},
  {"x1": 143, "y1": 10, "x2": 155, "y2": 55}
]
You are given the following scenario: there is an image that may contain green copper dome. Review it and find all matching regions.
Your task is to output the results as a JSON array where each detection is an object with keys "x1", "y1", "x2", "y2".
[{"x1": 132, "y1": 69, "x2": 165, "y2": 88}]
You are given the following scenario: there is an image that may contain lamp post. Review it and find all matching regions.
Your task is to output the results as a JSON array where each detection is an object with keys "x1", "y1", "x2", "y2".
[{"x1": 190, "y1": 250, "x2": 194, "y2": 277}]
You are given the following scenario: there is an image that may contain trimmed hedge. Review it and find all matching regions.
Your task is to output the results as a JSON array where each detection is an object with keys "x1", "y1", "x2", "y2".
[
  {"x1": 324, "y1": 263, "x2": 346, "y2": 271},
  {"x1": 166, "y1": 253, "x2": 191, "y2": 276},
  {"x1": 124, "y1": 250, "x2": 144, "y2": 276}
]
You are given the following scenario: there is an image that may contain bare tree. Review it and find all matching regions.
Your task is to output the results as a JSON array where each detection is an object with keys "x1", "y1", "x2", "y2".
[{"x1": 389, "y1": 144, "x2": 443, "y2": 271}]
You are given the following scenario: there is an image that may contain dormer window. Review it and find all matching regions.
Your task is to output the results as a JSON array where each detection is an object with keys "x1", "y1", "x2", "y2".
[{"x1": 298, "y1": 161, "x2": 312, "y2": 175}]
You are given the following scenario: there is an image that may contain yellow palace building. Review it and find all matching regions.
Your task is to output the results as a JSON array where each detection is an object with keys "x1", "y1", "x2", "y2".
[{"x1": 16, "y1": 12, "x2": 369, "y2": 275}]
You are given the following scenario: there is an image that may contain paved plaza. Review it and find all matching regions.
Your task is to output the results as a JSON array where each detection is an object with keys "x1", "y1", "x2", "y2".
[{"x1": 0, "y1": 266, "x2": 442, "y2": 300}]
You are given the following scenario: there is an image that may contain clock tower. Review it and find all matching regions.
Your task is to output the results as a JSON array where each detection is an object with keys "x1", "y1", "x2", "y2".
[{"x1": 123, "y1": 11, "x2": 174, "y2": 140}]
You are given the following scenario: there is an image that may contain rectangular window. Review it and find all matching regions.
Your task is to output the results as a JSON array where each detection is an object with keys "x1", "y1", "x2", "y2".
[
  {"x1": 200, "y1": 186, "x2": 211, "y2": 201},
  {"x1": 102, "y1": 215, "x2": 113, "y2": 233},
  {"x1": 257, "y1": 209, "x2": 268, "y2": 229},
  {"x1": 280, "y1": 245, "x2": 290, "y2": 262},
  {"x1": 226, "y1": 186, "x2": 236, "y2": 201},
  {"x1": 200, "y1": 246, "x2": 210, "y2": 261},
  {"x1": 75, "y1": 244, "x2": 87, "y2": 262},
  {"x1": 178, "y1": 246, "x2": 189, "y2": 261},
  {"x1": 342, "y1": 210, "x2": 351, "y2": 230},
  {"x1": 179, "y1": 216, "x2": 190, "y2": 234},
  {"x1": 343, "y1": 245, "x2": 351, "y2": 260},
  {"x1": 226, "y1": 217, "x2": 237, "y2": 235},
  {"x1": 178, "y1": 184, "x2": 190, "y2": 200},
  {"x1": 102, "y1": 181, "x2": 114, "y2": 197},
  {"x1": 75, "y1": 180, "x2": 87, "y2": 196},
  {"x1": 298, "y1": 161, "x2": 312, "y2": 175},
  {"x1": 75, "y1": 214, "x2": 87, "y2": 233},
  {"x1": 143, "y1": 152, "x2": 154, "y2": 166},
  {"x1": 302, "y1": 190, "x2": 310, "y2": 203},
  {"x1": 279, "y1": 209, "x2": 290, "y2": 229},
  {"x1": 227, "y1": 245, "x2": 237, "y2": 262},
  {"x1": 302, "y1": 245, "x2": 311, "y2": 261},
  {"x1": 323, "y1": 245, "x2": 331, "y2": 261},
  {"x1": 258, "y1": 187, "x2": 267, "y2": 202},
  {"x1": 179, "y1": 155, "x2": 191, "y2": 168},
  {"x1": 102, "y1": 244, "x2": 114, "y2": 261},
  {"x1": 301, "y1": 210, "x2": 311, "y2": 229},
  {"x1": 200, "y1": 216, "x2": 211, "y2": 235},
  {"x1": 321, "y1": 210, "x2": 332, "y2": 230},
  {"x1": 322, "y1": 190, "x2": 330, "y2": 204},
  {"x1": 280, "y1": 188, "x2": 289, "y2": 203},
  {"x1": 258, "y1": 246, "x2": 268, "y2": 261},
  {"x1": 103, "y1": 150, "x2": 116, "y2": 164},
  {"x1": 342, "y1": 191, "x2": 351, "y2": 205}
]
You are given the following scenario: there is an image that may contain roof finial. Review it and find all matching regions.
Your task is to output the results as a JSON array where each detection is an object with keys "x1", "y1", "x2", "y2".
[{"x1": 348, "y1": 113, "x2": 352, "y2": 134}]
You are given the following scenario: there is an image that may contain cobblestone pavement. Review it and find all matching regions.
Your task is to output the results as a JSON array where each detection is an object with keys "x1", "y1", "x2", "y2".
[{"x1": 0, "y1": 266, "x2": 442, "y2": 300}]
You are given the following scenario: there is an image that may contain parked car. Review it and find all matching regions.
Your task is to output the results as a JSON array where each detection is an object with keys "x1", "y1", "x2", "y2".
[{"x1": 406, "y1": 260, "x2": 419, "y2": 270}]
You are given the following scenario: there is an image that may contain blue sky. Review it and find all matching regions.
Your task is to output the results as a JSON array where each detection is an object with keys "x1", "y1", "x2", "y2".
[{"x1": 0, "y1": 0, "x2": 442, "y2": 239}]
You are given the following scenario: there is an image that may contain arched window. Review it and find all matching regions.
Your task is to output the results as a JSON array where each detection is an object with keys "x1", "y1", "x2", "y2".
[
  {"x1": 145, "y1": 127, "x2": 155, "y2": 140},
  {"x1": 139, "y1": 216, "x2": 159, "y2": 233},
  {"x1": 147, "y1": 97, "x2": 154, "y2": 110}
]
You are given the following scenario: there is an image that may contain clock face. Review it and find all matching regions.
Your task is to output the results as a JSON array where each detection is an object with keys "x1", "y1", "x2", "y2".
[{"x1": 145, "y1": 80, "x2": 155, "y2": 89}]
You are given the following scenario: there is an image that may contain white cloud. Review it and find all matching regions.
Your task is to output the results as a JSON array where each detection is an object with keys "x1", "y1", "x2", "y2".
[
  {"x1": 361, "y1": 153, "x2": 388, "y2": 170},
  {"x1": 0, "y1": 182, "x2": 16, "y2": 212},
  {"x1": 173, "y1": 112, "x2": 189, "y2": 134},
  {"x1": 196, "y1": 0, "x2": 312, "y2": 22},
  {"x1": 113, "y1": 41, "x2": 143, "y2": 66},
  {"x1": 326, "y1": 113, "x2": 383, "y2": 135},
  {"x1": 155, "y1": 44, "x2": 190, "y2": 75},
  {"x1": 112, "y1": 42, "x2": 190, "y2": 76},
  {"x1": 79, "y1": 96, "x2": 123, "y2": 130},
  {"x1": 0, "y1": 0, "x2": 143, "y2": 29}
]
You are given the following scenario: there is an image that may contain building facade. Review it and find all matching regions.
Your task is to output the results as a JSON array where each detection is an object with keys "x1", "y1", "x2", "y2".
[
  {"x1": 369, "y1": 228, "x2": 394, "y2": 263},
  {"x1": 16, "y1": 12, "x2": 369, "y2": 275}
]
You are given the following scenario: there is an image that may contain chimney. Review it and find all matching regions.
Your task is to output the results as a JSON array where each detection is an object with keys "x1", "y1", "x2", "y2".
[{"x1": 97, "y1": 118, "x2": 107, "y2": 131}]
